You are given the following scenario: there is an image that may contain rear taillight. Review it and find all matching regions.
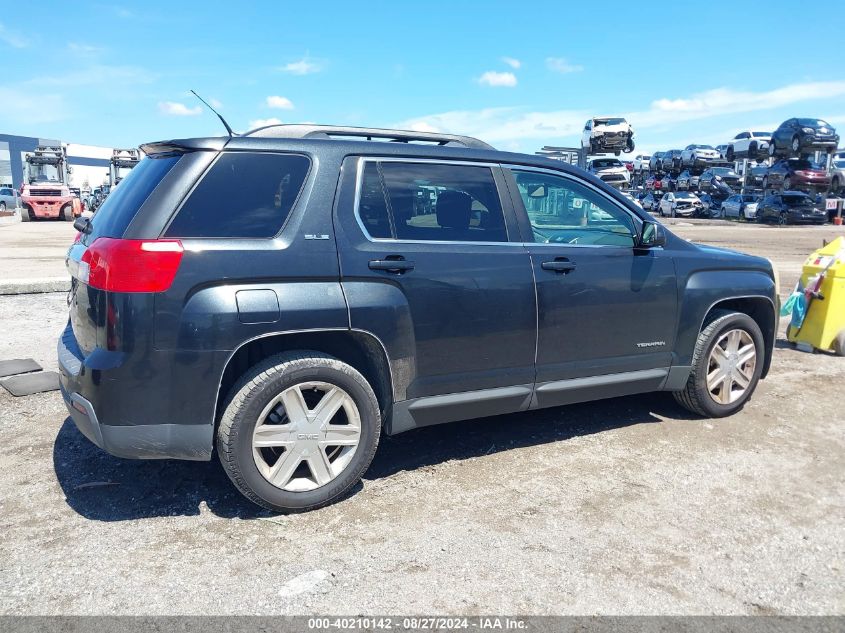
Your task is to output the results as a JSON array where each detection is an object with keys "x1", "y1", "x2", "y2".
[{"x1": 80, "y1": 238, "x2": 183, "y2": 292}]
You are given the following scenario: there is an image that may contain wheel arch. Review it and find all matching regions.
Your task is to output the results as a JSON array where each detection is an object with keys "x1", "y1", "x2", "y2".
[{"x1": 214, "y1": 329, "x2": 395, "y2": 432}]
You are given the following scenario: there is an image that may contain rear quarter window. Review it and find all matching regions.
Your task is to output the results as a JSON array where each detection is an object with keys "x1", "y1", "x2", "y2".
[
  {"x1": 165, "y1": 152, "x2": 310, "y2": 238},
  {"x1": 86, "y1": 154, "x2": 180, "y2": 240}
]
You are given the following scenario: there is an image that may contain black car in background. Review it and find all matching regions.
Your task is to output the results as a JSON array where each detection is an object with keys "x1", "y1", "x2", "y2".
[
  {"x1": 660, "y1": 149, "x2": 683, "y2": 172},
  {"x1": 768, "y1": 118, "x2": 839, "y2": 157},
  {"x1": 757, "y1": 191, "x2": 827, "y2": 225},
  {"x1": 699, "y1": 167, "x2": 741, "y2": 190},
  {"x1": 649, "y1": 151, "x2": 665, "y2": 172},
  {"x1": 698, "y1": 193, "x2": 729, "y2": 218}
]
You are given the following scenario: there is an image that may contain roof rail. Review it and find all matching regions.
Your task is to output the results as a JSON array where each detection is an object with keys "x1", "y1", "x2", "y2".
[{"x1": 242, "y1": 124, "x2": 495, "y2": 150}]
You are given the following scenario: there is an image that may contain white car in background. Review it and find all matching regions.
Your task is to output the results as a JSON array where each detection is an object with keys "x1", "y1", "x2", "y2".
[
  {"x1": 587, "y1": 157, "x2": 631, "y2": 187},
  {"x1": 681, "y1": 144, "x2": 721, "y2": 168},
  {"x1": 831, "y1": 151, "x2": 845, "y2": 194},
  {"x1": 632, "y1": 154, "x2": 652, "y2": 172},
  {"x1": 581, "y1": 117, "x2": 635, "y2": 155},
  {"x1": 658, "y1": 191, "x2": 703, "y2": 217},
  {"x1": 726, "y1": 131, "x2": 771, "y2": 162}
]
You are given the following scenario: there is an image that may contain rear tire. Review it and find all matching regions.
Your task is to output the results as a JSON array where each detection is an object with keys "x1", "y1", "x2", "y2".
[
  {"x1": 21, "y1": 206, "x2": 31, "y2": 222},
  {"x1": 0, "y1": 202, "x2": 5, "y2": 212},
  {"x1": 673, "y1": 310, "x2": 764, "y2": 418},
  {"x1": 791, "y1": 136, "x2": 801, "y2": 154},
  {"x1": 62, "y1": 205, "x2": 73, "y2": 221},
  {"x1": 726, "y1": 147, "x2": 735, "y2": 162},
  {"x1": 217, "y1": 351, "x2": 381, "y2": 513},
  {"x1": 768, "y1": 142, "x2": 777, "y2": 157}
]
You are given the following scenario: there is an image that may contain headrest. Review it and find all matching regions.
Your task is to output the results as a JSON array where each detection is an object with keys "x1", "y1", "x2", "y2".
[{"x1": 436, "y1": 190, "x2": 472, "y2": 230}]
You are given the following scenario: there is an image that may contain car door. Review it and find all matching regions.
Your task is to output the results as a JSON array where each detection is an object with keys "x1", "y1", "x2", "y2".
[
  {"x1": 334, "y1": 156, "x2": 537, "y2": 412},
  {"x1": 503, "y1": 166, "x2": 678, "y2": 408}
]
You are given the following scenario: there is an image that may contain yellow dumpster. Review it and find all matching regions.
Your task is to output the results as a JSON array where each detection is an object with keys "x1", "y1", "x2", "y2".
[{"x1": 787, "y1": 236, "x2": 845, "y2": 355}]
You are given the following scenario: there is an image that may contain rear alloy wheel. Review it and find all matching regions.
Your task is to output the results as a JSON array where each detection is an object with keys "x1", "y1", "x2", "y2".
[
  {"x1": 674, "y1": 310, "x2": 764, "y2": 417},
  {"x1": 783, "y1": 177, "x2": 792, "y2": 191},
  {"x1": 779, "y1": 211, "x2": 789, "y2": 226},
  {"x1": 768, "y1": 142, "x2": 777, "y2": 157},
  {"x1": 791, "y1": 136, "x2": 801, "y2": 154},
  {"x1": 217, "y1": 351, "x2": 381, "y2": 512}
]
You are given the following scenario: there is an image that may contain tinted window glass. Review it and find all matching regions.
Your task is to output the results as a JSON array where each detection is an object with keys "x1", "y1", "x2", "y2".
[
  {"x1": 88, "y1": 155, "x2": 179, "y2": 239},
  {"x1": 512, "y1": 170, "x2": 636, "y2": 247},
  {"x1": 358, "y1": 163, "x2": 392, "y2": 238},
  {"x1": 166, "y1": 152, "x2": 309, "y2": 238},
  {"x1": 363, "y1": 162, "x2": 507, "y2": 242}
]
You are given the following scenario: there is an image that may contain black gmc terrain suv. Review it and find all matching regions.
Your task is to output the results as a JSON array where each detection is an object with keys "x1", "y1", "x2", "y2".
[{"x1": 60, "y1": 125, "x2": 778, "y2": 512}]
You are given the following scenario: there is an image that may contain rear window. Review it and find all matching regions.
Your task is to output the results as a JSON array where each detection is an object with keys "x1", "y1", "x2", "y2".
[
  {"x1": 87, "y1": 155, "x2": 180, "y2": 239},
  {"x1": 165, "y1": 152, "x2": 310, "y2": 238}
]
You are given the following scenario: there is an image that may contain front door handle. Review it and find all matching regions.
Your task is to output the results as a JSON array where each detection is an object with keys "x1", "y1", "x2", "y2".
[
  {"x1": 369, "y1": 257, "x2": 415, "y2": 273},
  {"x1": 541, "y1": 258, "x2": 576, "y2": 274}
]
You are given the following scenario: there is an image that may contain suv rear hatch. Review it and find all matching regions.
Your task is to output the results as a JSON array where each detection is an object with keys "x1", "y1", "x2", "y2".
[{"x1": 66, "y1": 152, "x2": 189, "y2": 356}]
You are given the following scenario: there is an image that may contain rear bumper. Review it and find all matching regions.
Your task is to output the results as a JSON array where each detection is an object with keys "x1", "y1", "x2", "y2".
[{"x1": 57, "y1": 322, "x2": 215, "y2": 460}]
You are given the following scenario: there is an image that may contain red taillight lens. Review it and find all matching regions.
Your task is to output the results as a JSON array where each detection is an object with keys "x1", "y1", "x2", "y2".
[{"x1": 81, "y1": 238, "x2": 183, "y2": 292}]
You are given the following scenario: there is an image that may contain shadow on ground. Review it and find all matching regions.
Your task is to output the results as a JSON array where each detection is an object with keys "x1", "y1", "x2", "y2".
[{"x1": 54, "y1": 392, "x2": 692, "y2": 522}]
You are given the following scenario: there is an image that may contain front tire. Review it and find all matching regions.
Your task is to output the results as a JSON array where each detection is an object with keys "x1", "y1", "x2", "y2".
[
  {"x1": 21, "y1": 205, "x2": 32, "y2": 222},
  {"x1": 62, "y1": 204, "x2": 73, "y2": 221},
  {"x1": 673, "y1": 310, "x2": 764, "y2": 417},
  {"x1": 791, "y1": 136, "x2": 801, "y2": 153},
  {"x1": 217, "y1": 351, "x2": 381, "y2": 513}
]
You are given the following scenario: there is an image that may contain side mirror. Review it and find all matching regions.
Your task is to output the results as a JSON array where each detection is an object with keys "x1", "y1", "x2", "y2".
[{"x1": 638, "y1": 221, "x2": 667, "y2": 249}]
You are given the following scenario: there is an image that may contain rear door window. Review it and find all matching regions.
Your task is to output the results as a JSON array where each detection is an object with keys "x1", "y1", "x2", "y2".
[
  {"x1": 165, "y1": 152, "x2": 310, "y2": 238},
  {"x1": 357, "y1": 161, "x2": 508, "y2": 243}
]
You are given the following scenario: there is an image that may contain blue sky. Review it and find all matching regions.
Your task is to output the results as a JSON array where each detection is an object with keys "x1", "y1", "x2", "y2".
[{"x1": 2, "y1": 1, "x2": 844, "y2": 155}]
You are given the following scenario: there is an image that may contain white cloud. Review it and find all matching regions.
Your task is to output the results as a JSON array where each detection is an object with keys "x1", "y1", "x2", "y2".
[
  {"x1": 501, "y1": 57, "x2": 521, "y2": 69},
  {"x1": 279, "y1": 57, "x2": 324, "y2": 75},
  {"x1": 159, "y1": 101, "x2": 202, "y2": 116},
  {"x1": 67, "y1": 42, "x2": 102, "y2": 54},
  {"x1": 398, "y1": 80, "x2": 845, "y2": 151},
  {"x1": 0, "y1": 86, "x2": 65, "y2": 124},
  {"x1": 266, "y1": 95, "x2": 295, "y2": 110},
  {"x1": 0, "y1": 22, "x2": 29, "y2": 48},
  {"x1": 478, "y1": 71, "x2": 517, "y2": 88},
  {"x1": 249, "y1": 117, "x2": 283, "y2": 129},
  {"x1": 546, "y1": 57, "x2": 583, "y2": 74},
  {"x1": 209, "y1": 98, "x2": 223, "y2": 109}
]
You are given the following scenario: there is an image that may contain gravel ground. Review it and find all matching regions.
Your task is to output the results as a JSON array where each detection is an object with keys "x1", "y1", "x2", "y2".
[{"x1": 0, "y1": 225, "x2": 843, "y2": 615}]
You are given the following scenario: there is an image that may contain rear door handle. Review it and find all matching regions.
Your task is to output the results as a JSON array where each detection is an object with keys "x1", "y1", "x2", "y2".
[
  {"x1": 541, "y1": 259, "x2": 576, "y2": 274},
  {"x1": 369, "y1": 257, "x2": 415, "y2": 273}
]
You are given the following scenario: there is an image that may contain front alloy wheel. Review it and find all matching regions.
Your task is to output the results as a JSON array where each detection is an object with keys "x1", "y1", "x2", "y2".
[
  {"x1": 705, "y1": 329, "x2": 757, "y2": 405},
  {"x1": 791, "y1": 136, "x2": 801, "y2": 153},
  {"x1": 674, "y1": 310, "x2": 764, "y2": 417}
]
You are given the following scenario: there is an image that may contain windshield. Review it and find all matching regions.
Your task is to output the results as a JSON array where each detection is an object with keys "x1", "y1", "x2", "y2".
[
  {"x1": 595, "y1": 118, "x2": 625, "y2": 125},
  {"x1": 783, "y1": 194, "x2": 812, "y2": 206},
  {"x1": 691, "y1": 145, "x2": 713, "y2": 150},
  {"x1": 591, "y1": 159, "x2": 623, "y2": 169},
  {"x1": 788, "y1": 159, "x2": 823, "y2": 170},
  {"x1": 674, "y1": 192, "x2": 696, "y2": 200},
  {"x1": 797, "y1": 119, "x2": 829, "y2": 128}
]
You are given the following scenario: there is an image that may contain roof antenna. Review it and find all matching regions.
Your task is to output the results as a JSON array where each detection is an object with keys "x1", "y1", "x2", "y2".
[{"x1": 190, "y1": 89, "x2": 235, "y2": 137}]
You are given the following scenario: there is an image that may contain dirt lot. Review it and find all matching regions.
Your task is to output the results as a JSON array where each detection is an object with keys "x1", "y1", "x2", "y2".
[{"x1": 0, "y1": 221, "x2": 843, "y2": 615}]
